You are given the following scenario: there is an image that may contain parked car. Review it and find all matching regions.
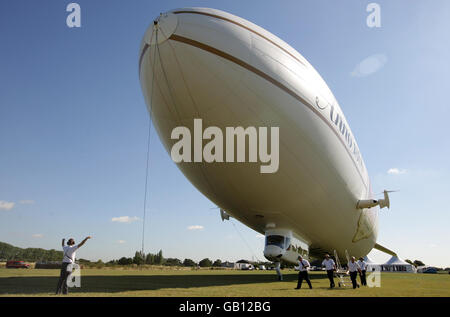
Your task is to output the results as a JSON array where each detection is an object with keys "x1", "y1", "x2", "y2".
[
  {"x1": 6, "y1": 260, "x2": 30, "y2": 269},
  {"x1": 241, "y1": 265, "x2": 254, "y2": 270},
  {"x1": 422, "y1": 267, "x2": 437, "y2": 274}
]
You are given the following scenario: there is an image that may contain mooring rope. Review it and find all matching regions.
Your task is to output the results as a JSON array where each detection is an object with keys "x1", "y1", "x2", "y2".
[
  {"x1": 230, "y1": 219, "x2": 263, "y2": 263},
  {"x1": 141, "y1": 28, "x2": 158, "y2": 256}
]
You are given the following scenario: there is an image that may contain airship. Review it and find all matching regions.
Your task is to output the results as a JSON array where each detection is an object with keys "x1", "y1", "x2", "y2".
[{"x1": 139, "y1": 7, "x2": 394, "y2": 278}]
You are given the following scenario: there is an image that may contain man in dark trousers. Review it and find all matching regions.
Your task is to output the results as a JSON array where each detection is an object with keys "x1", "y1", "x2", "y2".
[
  {"x1": 357, "y1": 257, "x2": 367, "y2": 286},
  {"x1": 347, "y1": 256, "x2": 361, "y2": 289},
  {"x1": 322, "y1": 254, "x2": 336, "y2": 288},
  {"x1": 56, "y1": 236, "x2": 91, "y2": 295},
  {"x1": 295, "y1": 255, "x2": 312, "y2": 289}
]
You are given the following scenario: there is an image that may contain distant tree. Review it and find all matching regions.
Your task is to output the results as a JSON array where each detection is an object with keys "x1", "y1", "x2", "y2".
[
  {"x1": 46, "y1": 249, "x2": 60, "y2": 261},
  {"x1": 154, "y1": 250, "x2": 164, "y2": 265},
  {"x1": 146, "y1": 253, "x2": 155, "y2": 264},
  {"x1": 413, "y1": 260, "x2": 425, "y2": 267},
  {"x1": 118, "y1": 257, "x2": 133, "y2": 265},
  {"x1": 183, "y1": 258, "x2": 197, "y2": 267},
  {"x1": 164, "y1": 258, "x2": 182, "y2": 266},
  {"x1": 212, "y1": 259, "x2": 222, "y2": 267},
  {"x1": 78, "y1": 258, "x2": 91, "y2": 264},
  {"x1": 133, "y1": 251, "x2": 145, "y2": 265},
  {"x1": 142, "y1": 250, "x2": 165, "y2": 265},
  {"x1": 199, "y1": 258, "x2": 212, "y2": 267}
]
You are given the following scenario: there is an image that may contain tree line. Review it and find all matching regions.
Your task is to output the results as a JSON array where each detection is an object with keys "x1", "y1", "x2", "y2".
[
  {"x1": 105, "y1": 250, "x2": 229, "y2": 268},
  {"x1": 0, "y1": 241, "x2": 63, "y2": 262},
  {"x1": 0, "y1": 242, "x2": 266, "y2": 267}
]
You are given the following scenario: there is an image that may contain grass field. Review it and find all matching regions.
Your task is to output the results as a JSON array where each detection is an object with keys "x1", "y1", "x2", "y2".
[{"x1": 0, "y1": 268, "x2": 449, "y2": 297}]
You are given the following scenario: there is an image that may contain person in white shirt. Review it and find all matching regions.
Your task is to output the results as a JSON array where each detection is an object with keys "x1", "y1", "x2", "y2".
[
  {"x1": 56, "y1": 236, "x2": 91, "y2": 295},
  {"x1": 322, "y1": 254, "x2": 336, "y2": 288},
  {"x1": 357, "y1": 257, "x2": 367, "y2": 286},
  {"x1": 295, "y1": 255, "x2": 312, "y2": 289},
  {"x1": 347, "y1": 256, "x2": 361, "y2": 289}
]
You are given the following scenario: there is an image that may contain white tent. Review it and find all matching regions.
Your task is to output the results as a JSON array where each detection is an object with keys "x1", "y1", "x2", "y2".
[
  {"x1": 380, "y1": 256, "x2": 416, "y2": 273},
  {"x1": 363, "y1": 255, "x2": 416, "y2": 273},
  {"x1": 364, "y1": 256, "x2": 382, "y2": 272}
]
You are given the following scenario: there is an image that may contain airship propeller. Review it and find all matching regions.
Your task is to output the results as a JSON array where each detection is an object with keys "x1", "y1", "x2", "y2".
[{"x1": 356, "y1": 190, "x2": 398, "y2": 210}]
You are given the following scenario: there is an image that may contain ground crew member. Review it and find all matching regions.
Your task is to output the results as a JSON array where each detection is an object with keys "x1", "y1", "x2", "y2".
[
  {"x1": 347, "y1": 256, "x2": 361, "y2": 289},
  {"x1": 322, "y1": 254, "x2": 336, "y2": 288},
  {"x1": 56, "y1": 236, "x2": 91, "y2": 295},
  {"x1": 295, "y1": 255, "x2": 312, "y2": 289},
  {"x1": 357, "y1": 257, "x2": 367, "y2": 286}
]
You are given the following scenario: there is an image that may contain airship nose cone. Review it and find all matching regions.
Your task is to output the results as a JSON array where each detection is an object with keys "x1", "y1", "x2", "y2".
[
  {"x1": 264, "y1": 245, "x2": 285, "y2": 261},
  {"x1": 143, "y1": 12, "x2": 178, "y2": 45}
]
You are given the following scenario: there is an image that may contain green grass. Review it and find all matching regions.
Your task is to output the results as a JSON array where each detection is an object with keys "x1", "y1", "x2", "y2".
[{"x1": 0, "y1": 268, "x2": 449, "y2": 297}]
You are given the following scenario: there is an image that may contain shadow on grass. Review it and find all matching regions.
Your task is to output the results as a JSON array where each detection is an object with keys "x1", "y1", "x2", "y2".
[{"x1": 0, "y1": 272, "x2": 327, "y2": 295}]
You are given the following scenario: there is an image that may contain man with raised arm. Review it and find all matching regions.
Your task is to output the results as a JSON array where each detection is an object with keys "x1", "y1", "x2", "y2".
[{"x1": 56, "y1": 236, "x2": 91, "y2": 295}]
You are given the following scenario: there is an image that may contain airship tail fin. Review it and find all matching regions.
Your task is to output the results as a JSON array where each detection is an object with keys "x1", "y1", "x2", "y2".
[{"x1": 374, "y1": 243, "x2": 397, "y2": 256}]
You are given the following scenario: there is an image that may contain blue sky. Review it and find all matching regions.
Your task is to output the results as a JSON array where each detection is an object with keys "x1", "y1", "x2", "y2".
[{"x1": 1, "y1": 1, "x2": 449, "y2": 267}]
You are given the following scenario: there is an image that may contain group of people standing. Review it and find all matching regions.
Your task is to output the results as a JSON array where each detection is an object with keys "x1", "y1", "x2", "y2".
[{"x1": 295, "y1": 254, "x2": 367, "y2": 289}]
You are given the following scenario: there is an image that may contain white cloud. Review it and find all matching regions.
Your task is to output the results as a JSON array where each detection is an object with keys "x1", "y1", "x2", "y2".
[
  {"x1": 19, "y1": 200, "x2": 35, "y2": 205},
  {"x1": 351, "y1": 54, "x2": 387, "y2": 77},
  {"x1": 117, "y1": 240, "x2": 126, "y2": 244},
  {"x1": 111, "y1": 216, "x2": 140, "y2": 223},
  {"x1": 387, "y1": 168, "x2": 407, "y2": 175},
  {"x1": 32, "y1": 234, "x2": 44, "y2": 238},
  {"x1": 0, "y1": 200, "x2": 15, "y2": 211},
  {"x1": 187, "y1": 225, "x2": 204, "y2": 230}
]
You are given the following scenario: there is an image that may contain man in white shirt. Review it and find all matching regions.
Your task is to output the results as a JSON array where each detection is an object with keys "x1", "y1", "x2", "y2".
[
  {"x1": 322, "y1": 254, "x2": 336, "y2": 288},
  {"x1": 357, "y1": 257, "x2": 367, "y2": 286},
  {"x1": 347, "y1": 256, "x2": 361, "y2": 289},
  {"x1": 56, "y1": 236, "x2": 91, "y2": 295},
  {"x1": 295, "y1": 255, "x2": 312, "y2": 289}
]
